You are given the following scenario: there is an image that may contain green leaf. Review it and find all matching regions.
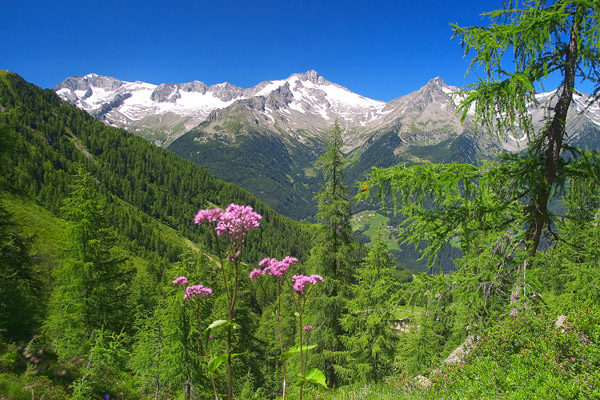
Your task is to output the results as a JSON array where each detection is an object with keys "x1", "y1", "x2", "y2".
[
  {"x1": 207, "y1": 319, "x2": 228, "y2": 330},
  {"x1": 204, "y1": 319, "x2": 228, "y2": 343},
  {"x1": 207, "y1": 352, "x2": 245, "y2": 373},
  {"x1": 305, "y1": 368, "x2": 328, "y2": 389},
  {"x1": 207, "y1": 354, "x2": 228, "y2": 373},
  {"x1": 296, "y1": 368, "x2": 328, "y2": 389},
  {"x1": 280, "y1": 344, "x2": 317, "y2": 360},
  {"x1": 294, "y1": 311, "x2": 300, "y2": 318}
]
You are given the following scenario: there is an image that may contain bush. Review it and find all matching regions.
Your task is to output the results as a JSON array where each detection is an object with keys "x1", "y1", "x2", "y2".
[{"x1": 426, "y1": 305, "x2": 600, "y2": 399}]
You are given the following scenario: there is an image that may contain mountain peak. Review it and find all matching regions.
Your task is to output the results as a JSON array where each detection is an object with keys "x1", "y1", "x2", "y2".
[
  {"x1": 424, "y1": 76, "x2": 448, "y2": 89},
  {"x1": 291, "y1": 70, "x2": 328, "y2": 85},
  {"x1": 418, "y1": 76, "x2": 460, "y2": 97}
]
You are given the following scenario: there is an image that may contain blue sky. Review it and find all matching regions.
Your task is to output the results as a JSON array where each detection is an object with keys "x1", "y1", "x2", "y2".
[{"x1": 0, "y1": 0, "x2": 550, "y2": 101}]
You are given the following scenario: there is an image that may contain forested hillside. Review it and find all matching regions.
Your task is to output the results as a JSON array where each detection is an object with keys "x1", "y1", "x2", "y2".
[{"x1": 0, "y1": 70, "x2": 312, "y2": 264}]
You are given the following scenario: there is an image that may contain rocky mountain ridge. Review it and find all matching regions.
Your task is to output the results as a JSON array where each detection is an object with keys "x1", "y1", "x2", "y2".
[{"x1": 55, "y1": 70, "x2": 388, "y2": 146}]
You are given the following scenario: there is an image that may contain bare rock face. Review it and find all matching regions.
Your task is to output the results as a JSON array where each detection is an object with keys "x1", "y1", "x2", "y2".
[
  {"x1": 92, "y1": 93, "x2": 132, "y2": 118},
  {"x1": 55, "y1": 74, "x2": 123, "y2": 93},
  {"x1": 293, "y1": 70, "x2": 327, "y2": 85},
  {"x1": 179, "y1": 80, "x2": 208, "y2": 93},
  {"x1": 266, "y1": 82, "x2": 294, "y2": 110},
  {"x1": 443, "y1": 335, "x2": 480, "y2": 365},
  {"x1": 151, "y1": 84, "x2": 181, "y2": 103},
  {"x1": 555, "y1": 315, "x2": 568, "y2": 331}
]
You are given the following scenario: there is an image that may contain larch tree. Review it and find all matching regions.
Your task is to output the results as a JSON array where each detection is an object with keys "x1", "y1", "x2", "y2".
[
  {"x1": 357, "y1": 0, "x2": 600, "y2": 329},
  {"x1": 45, "y1": 167, "x2": 129, "y2": 359},
  {"x1": 452, "y1": 0, "x2": 600, "y2": 301}
]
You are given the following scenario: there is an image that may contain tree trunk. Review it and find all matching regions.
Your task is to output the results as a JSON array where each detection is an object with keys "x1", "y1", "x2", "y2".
[{"x1": 512, "y1": 5, "x2": 583, "y2": 304}]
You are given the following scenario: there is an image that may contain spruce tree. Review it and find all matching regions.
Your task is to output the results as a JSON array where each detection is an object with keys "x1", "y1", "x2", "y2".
[
  {"x1": 307, "y1": 121, "x2": 361, "y2": 388},
  {"x1": 340, "y1": 232, "x2": 401, "y2": 382},
  {"x1": 0, "y1": 126, "x2": 39, "y2": 341}
]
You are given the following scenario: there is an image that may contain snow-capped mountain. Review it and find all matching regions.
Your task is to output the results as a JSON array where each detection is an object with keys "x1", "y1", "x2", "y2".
[
  {"x1": 55, "y1": 70, "x2": 600, "y2": 150},
  {"x1": 55, "y1": 70, "x2": 387, "y2": 146}
]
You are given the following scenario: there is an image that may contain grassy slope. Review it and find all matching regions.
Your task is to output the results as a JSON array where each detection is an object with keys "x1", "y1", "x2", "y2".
[
  {"x1": 2, "y1": 192, "x2": 197, "y2": 263},
  {"x1": 351, "y1": 210, "x2": 400, "y2": 252}
]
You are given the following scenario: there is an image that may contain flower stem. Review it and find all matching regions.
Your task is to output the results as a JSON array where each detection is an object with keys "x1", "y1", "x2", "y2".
[
  {"x1": 211, "y1": 228, "x2": 233, "y2": 400},
  {"x1": 276, "y1": 279, "x2": 287, "y2": 400},
  {"x1": 195, "y1": 303, "x2": 219, "y2": 400},
  {"x1": 298, "y1": 298, "x2": 305, "y2": 400}
]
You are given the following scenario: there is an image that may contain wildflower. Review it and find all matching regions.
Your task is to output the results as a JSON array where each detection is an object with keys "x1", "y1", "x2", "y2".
[
  {"x1": 251, "y1": 256, "x2": 298, "y2": 280},
  {"x1": 194, "y1": 208, "x2": 223, "y2": 225},
  {"x1": 173, "y1": 276, "x2": 188, "y2": 286},
  {"x1": 209, "y1": 335, "x2": 214, "y2": 341},
  {"x1": 184, "y1": 285, "x2": 213, "y2": 300},
  {"x1": 215, "y1": 204, "x2": 262, "y2": 243},
  {"x1": 292, "y1": 274, "x2": 324, "y2": 294},
  {"x1": 571, "y1": 357, "x2": 576, "y2": 362},
  {"x1": 249, "y1": 268, "x2": 264, "y2": 280},
  {"x1": 304, "y1": 325, "x2": 312, "y2": 332},
  {"x1": 258, "y1": 258, "x2": 272, "y2": 267}
]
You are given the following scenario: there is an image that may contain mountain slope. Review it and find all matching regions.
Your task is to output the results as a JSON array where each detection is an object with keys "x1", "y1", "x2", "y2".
[{"x1": 1, "y1": 70, "x2": 313, "y2": 263}]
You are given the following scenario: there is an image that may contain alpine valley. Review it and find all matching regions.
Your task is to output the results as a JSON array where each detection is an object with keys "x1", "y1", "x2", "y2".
[{"x1": 55, "y1": 70, "x2": 600, "y2": 220}]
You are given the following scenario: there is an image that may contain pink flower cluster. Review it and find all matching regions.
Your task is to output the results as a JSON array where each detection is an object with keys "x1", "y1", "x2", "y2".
[
  {"x1": 304, "y1": 325, "x2": 313, "y2": 332},
  {"x1": 195, "y1": 204, "x2": 262, "y2": 262},
  {"x1": 173, "y1": 276, "x2": 189, "y2": 286},
  {"x1": 184, "y1": 284, "x2": 213, "y2": 300},
  {"x1": 214, "y1": 204, "x2": 262, "y2": 243},
  {"x1": 292, "y1": 274, "x2": 324, "y2": 294},
  {"x1": 250, "y1": 256, "x2": 298, "y2": 280},
  {"x1": 194, "y1": 203, "x2": 262, "y2": 262},
  {"x1": 194, "y1": 208, "x2": 223, "y2": 225},
  {"x1": 173, "y1": 276, "x2": 212, "y2": 299}
]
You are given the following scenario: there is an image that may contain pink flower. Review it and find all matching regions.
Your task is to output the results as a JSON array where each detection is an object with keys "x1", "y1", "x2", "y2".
[
  {"x1": 249, "y1": 268, "x2": 264, "y2": 280},
  {"x1": 304, "y1": 325, "x2": 312, "y2": 332},
  {"x1": 173, "y1": 276, "x2": 188, "y2": 286},
  {"x1": 209, "y1": 335, "x2": 214, "y2": 341},
  {"x1": 252, "y1": 256, "x2": 298, "y2": 280},
  {"x1": 215, "y1": 204, "x2": 262, "y2": 243},
  {"x1": 194, "y1": 208, "x2": 223, "y2": 225},
  {"x1": 292, "y1": 274, "x2": 324, "y2": 294},
  {"x1": 184, "y1": 285, "x2": 213, "y2": 299},
  {"x1": 258, "y1": 258, "x2": 273, "y2": 267},
  {"x1": 265, "y1": 257, "x2": 298, "y2": 277},
  {"x1": 571, "y1": 357, "x2": 576, "y2": 362}
]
